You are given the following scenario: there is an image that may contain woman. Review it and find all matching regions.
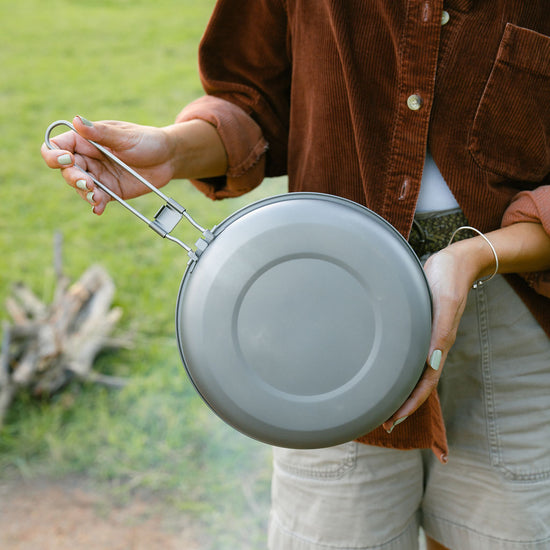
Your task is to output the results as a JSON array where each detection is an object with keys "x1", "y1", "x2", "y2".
[{"x1": 42, "y1": 1, "x2": 550, "y2": 548}]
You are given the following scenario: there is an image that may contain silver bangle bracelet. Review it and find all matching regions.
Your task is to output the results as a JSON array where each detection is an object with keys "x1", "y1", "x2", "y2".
[{"x1": 448, "y1": 226, "x2": 499, "y2": 289}]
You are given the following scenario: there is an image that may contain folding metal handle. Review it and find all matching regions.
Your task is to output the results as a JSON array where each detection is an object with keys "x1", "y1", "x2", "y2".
[{"x1": 45, "y1": 120, "x2": 213, "y2": 256}]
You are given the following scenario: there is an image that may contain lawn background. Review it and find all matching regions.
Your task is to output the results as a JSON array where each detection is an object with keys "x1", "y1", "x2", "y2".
[{"x1": 0, "y1": 1, "x2": 286, "y2": 547}]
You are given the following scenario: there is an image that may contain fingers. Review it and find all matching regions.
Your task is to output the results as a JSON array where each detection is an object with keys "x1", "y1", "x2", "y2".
[
  {"x1": 40, "y1": 116, "x2": 113, "y2": 215},
  {"x1": 382, "y1": 351, "x2": 445, "y2": 433},
  {"x1": 88, "y1": 189, "x2": 109, "y2": 215},
  {"x1": 40, "y1": 114, "x2": 125, "y2": 168},
  {"x1": 40, "y1": 141, "x2": 74, "y2": 169},
  {"x1": 70, "y1": 176, "x2": 110, "y2": 216},
  {"x1": 382, "y1": 249, "x2": 469, "y2": 435},
  {"x1": 71, "y1": 115, "x2": 106, "y2": 145},
  {"x1": 72, "y1": 115, "x2": 138, "y2": 154}
]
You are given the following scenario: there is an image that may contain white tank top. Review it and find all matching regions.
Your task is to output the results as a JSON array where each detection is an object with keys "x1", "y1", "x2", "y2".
[{"x1": 415, "y1": 151, "x2": 459, "y2": 213}]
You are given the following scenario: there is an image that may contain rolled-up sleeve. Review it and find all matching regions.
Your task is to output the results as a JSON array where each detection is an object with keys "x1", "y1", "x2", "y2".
[
  {"x1": 176, "y1": 95, "x2": 268, "y2": 200},
  {"x1": 501, "y1": 186, "x2": 550, "y2": 297}
]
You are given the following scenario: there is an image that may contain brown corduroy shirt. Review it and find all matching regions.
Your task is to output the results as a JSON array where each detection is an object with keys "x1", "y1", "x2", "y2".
[{"x1": 177, "y1": 0, "x2": 550, "y2": 460}]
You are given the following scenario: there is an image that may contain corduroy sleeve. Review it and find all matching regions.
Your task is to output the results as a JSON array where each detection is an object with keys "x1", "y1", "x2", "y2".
[
  {"x1": 501, "y1": 186, "x2": 550, "y2": 297},
  {"x1": 196, "y1": 0, "x2": 291, "y2": 179},
  {"x1": 176, "y1": 96, "x2": 268, "y2": 200}
]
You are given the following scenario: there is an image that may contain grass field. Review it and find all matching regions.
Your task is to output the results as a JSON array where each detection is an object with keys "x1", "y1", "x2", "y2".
[{"x1": 0, "y1": 1, "x2": 286, "y2": 547}]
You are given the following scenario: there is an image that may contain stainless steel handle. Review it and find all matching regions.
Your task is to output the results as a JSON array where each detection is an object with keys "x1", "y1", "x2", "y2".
[{"x1": 45, "y1": 120, "x2": 213, "y2": 256}]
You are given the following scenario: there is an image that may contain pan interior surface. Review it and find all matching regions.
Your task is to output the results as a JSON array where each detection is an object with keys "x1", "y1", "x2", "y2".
[{"x1": 176, "y1": 193, "x2": 431, "y2": 448}]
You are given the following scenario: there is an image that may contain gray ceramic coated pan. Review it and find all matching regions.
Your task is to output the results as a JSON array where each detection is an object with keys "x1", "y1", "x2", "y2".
[
  {"x1": 46, "y1": 121, "x2": 432, "y2": 449},
  {"x1": 176, "y1": 193, "x2": 432, "y2": 448}
]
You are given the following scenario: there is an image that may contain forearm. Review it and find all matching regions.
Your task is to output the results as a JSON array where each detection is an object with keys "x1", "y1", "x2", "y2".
[
  {"x1": 447, "y1": 222, "x2": 550, "y2": 286},
  {"x1": 163, "y1": 119, "x2": 228, "y2": 181}
]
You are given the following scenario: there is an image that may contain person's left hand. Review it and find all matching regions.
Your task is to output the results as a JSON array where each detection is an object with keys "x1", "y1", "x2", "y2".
[
  {"x1": 381, "y1": 242, "x2": 481, "y2": 434},
  {"x1": 382, "y1": 220, "x2": 550, "y2": 436}
]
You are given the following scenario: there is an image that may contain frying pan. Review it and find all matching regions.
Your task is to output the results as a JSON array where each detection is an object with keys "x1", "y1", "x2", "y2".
[{"x1": 45, "y1": 120, "x2": 432, "y2": 449}]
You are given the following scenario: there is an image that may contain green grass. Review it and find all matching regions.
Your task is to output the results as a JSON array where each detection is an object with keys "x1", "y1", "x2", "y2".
[{"x1": 0, "y1": 1, "x2": 285, "y2": 547}]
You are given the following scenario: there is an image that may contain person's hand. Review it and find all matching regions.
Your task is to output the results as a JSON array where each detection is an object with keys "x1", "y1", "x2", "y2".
[
  {"x1": 382, "y1": 234, "x2": 496, "y2": 436},
  {"x1": 41, "y1": 116, "x2": 179, "y2": 215},
  {"x1": 382, "y1": 221, "x2": 550, "y2": 437},
  {"x1": 41, "y1": 115, "x2": 227, "y2": 215}
]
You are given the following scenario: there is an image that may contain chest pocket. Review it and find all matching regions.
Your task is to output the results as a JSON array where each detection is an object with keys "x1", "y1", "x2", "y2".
[{"x1": 469, "y1": 23, "x2": 550, "y2": 185}]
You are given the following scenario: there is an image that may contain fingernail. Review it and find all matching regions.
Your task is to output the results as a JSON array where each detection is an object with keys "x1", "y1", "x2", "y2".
[
  {"x1": 430, "y1": 349, "x2": 442, "y2": 371},
  {"x1": 78, "y1": 115, "x2": 94, "y2": 127},
  {"x1": 386, "y1": 416, "x2": 408, "y2": 434},
  {"x1": 57, "y1": 153, "x2": 72, "y2": 166},
  {"x1": 87, "y1": 191, "x2": 96, "y2": 205},
  {"x1": 76, "y1": 179, "x2": 88, "y2": 191}
]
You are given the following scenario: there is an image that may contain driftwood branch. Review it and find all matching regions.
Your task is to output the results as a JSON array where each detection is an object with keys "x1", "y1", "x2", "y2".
[
  {"x1": 0, "y1": 323, "x2": 16, "y2": 427},
  {"x1": 0, "y1": 233, "x2": 132, "y2": 427}
]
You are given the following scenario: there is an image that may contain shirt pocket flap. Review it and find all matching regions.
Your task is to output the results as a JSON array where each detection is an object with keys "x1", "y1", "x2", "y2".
[{"x1": 469, "y1": 24, "x2": 550, "y2": 184}]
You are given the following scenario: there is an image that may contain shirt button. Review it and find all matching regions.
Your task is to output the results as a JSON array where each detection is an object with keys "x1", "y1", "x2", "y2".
[
  {"x1": 407, "y1": 94, "x2": 423, "y2": 111},
  {"x1": 441, "y1": 10, "x2": 450, "y2": 25}
]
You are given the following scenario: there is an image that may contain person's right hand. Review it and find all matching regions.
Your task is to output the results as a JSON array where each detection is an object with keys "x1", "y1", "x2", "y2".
[
  {"x1": 41, "y1": 115, "x2": 229, "y2": 215},
  {"x1": 41, "y1": 115, "x2": 181, "y2": 215}
]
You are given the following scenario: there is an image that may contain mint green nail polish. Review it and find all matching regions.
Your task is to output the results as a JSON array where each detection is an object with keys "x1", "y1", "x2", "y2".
[
  {"x1": 57, "y1": 153, "x2": 72, "y2": 166},
  {"x1": 87, "y1": 191, "x2": 96, "y2": 204},
  {"x1": 78, "y1": 116, "x2": 94, "y2": 127},
  {"x1": 76, "y1": 179, "x2": 88, "y2": 191},
  {"x1": 393, "y1": 416, "x2": 408, "y2": 427},
  {"x1": 386, "y1": 416, "x2": 408, "y2": 434},
  {"x1": 430, "y1": 349, "x2": 442, "y2": 371}
]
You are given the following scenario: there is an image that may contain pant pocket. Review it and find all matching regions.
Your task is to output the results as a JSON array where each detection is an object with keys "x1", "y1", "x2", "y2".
[
  {"x1": 270, "y1": 443, "x2": 422, "y2": 549},
  {"x1": 272, "y1": 442, "x2": 358, "y2": 480},
  {"x1": 479, "y1": 278, "x2": 550, "y2": 481}
]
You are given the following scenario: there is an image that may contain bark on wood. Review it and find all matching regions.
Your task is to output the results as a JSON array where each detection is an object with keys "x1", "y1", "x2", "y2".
[{"x1": 0, "y1": 234, "x2": 131, "y2": 427}]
